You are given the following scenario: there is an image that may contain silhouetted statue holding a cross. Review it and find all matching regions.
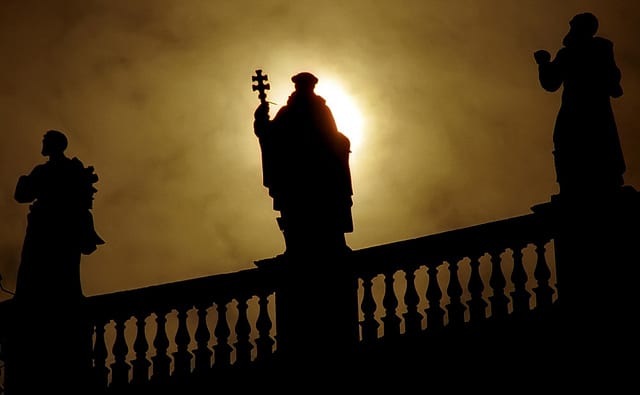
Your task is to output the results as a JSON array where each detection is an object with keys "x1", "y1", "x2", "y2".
[
  {"x1": 252, "y1": 70, "x2": 353, "y2": 257},
  {"x1": 534, "y1": 12, "x2": 626, "y2": 199},
  {"x1": 251, "y1": 71, "x2": 356, "y2": 372}
]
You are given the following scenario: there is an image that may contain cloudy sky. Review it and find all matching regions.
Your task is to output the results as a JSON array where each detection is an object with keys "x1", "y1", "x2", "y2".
[{"x1": 0, "y1": 0, "x2": 637, "y2": 298}]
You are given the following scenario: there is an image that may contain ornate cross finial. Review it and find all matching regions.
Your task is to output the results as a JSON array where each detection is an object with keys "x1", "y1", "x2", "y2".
[{"x1": 252, "y1": 69, "x2": 270, "y2": 104}]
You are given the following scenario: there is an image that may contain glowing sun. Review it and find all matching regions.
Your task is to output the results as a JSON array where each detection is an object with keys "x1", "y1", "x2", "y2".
[{"x1": 315, "y1": 79, "x2": 364, "y2": 152}]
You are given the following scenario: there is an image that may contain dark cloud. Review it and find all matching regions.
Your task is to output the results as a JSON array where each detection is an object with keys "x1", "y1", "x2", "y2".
[{"x1": 1, "y1": 1, "x2": 638, "y2": 295}]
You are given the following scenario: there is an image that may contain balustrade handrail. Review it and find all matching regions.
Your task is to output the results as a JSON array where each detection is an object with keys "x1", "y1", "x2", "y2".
[
  {"x1": 0, "y1": 205, "x2": 556, "y2": 329},
  {"x1": 0, "y1": 210, "x2": 554, "y2": 320},
  {"x1": 348, "y1": 210, "x2": 553, "y2": 273},
  {"x1": 86, "y1": 266, "x2": 277, "y2": 322}
]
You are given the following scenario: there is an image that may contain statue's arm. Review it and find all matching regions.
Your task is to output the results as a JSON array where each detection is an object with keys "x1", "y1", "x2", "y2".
[
  {"x1": 253, "y1": 102, "x2": 271, "y2": 138},
  {"x1": 534, "y1": 49, "x2": 563, "y2": 92},
  {"x1": 603, "y1": 39, "x2": 623, "y2": 98},
  {"x1": 14, "y1": 172, "x2": 37, "y2": 203}
]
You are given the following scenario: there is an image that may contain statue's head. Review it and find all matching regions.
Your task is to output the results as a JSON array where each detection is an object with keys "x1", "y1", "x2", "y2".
[
  {"x1": 570, "y1": 12, "x2": 598, "y2": 36},
  {"x1": 563, "y1": 12, "x2": 599, "y2": 46},
  {"x1": 41, "y1": 129, "x2": 68, "y2": 157},
  {"x1": 291, "y1": 72, "x2": 318, "y2": 93}
]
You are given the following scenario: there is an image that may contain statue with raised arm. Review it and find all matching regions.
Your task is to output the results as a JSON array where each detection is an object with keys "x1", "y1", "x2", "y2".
[
  {"x1": 252, "y1": 70, "x2": 353, "y2": 257},
  {"x1": 534, "y1": 12, "x2": 626, "y2": 198}
]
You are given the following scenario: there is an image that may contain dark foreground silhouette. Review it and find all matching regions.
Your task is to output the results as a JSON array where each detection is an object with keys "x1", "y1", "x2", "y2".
[
  {"x1": 251, "y1": 71, "x2": 356, "y2": 374},
  {"x1": 6, "y1": 130, "x2": 104, "y2": 394},
  {"x1": 532, "y1": 12, "x2": 637, "y2": 387},
  {"x1": 252, "y1": 70, "x2": 353, "y2": 258},
  {"x1": 534, "y1": 12, "x2": 626, "y2": 198}
]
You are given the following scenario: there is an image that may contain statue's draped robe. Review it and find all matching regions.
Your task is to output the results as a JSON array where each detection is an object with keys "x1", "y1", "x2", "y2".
[
  {"x1": 255, "y1": 91, "x2": 353, "y2": 254},
  {"x1": 8, "y1": 156, "x2": 104, "y2": 393},
  {"x1": 537, "y1": 36, "x2": 625, "y2": 195}
]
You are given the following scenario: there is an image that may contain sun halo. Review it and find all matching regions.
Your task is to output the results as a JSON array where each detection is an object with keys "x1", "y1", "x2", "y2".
[{"x1": 315, "y1": 79, "x2": 364, "y2": 152}]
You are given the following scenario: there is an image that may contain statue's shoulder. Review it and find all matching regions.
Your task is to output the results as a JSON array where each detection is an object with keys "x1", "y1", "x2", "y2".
[
  {"x1": 593, "y1": 36, "x2": 612, "y2": 45},
  {"x1": 70, "y1": 156, "x2": 85, "y2": 168},
  {"x1": 593, "y1": 36, "x2": 614, "y2": 51},
  {"x1": 25, "y1": 162, "x2": 51, "y2": 181}
]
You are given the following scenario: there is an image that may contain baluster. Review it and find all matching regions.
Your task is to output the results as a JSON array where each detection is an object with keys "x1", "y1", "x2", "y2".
[
  {"x1": 347, "y1": 273, "x2": 363, "y2": 342},
  {"x1": 172, "y1": 305, "x2": 193, "y2": 379},
  {"x1": 151, "y1": 309, "x2": 171, "y2": 384},
  {"x1": 381, "y1": 269, "x2": 401, "y2": 338},
  {"x1": 110, "y1": 315, "x2": 131, "y2": 388},
  {"x1": 359, "y1": 274, "x2": 380, "y2": 342},
  {"x1": 130, "y1": 313, "x2": 151, "y2": 385},
  {"x1": 193, "y1": 302, "x2": 212, "y2": 374},
  {"x1": 91, "y1": 319, "x2": 109, "y2": 390},
  {"x1": 488, "y1": 248, "x2": 510, "y2": 319},
  {"x1": 254, "y1": 292, "x2": 275, "y2": 362},
  {"x1": 533, "y1": 238, "x2": 555, "y2": 310},
  {"x1": 213, "y1": 299, "x2": 233, "y2": 367},
  {"x1": 402, "y1": 267, "x2": 423, "y2": 335},
  {"x1": 467, "y1": 254, "x2": 488, "y2": 322},
  {"x1": 234, "y1": 296, "x2": 253, "y2": 366},
  {"x1": 425, "y1": 264, "x2": 445, "y2": 329},
  {"x1": 446, "y1": 257, "x2": 466, "y2": 327},
  {"x1": 510, "y1": 244, "x2": 532, "y2": 313}
]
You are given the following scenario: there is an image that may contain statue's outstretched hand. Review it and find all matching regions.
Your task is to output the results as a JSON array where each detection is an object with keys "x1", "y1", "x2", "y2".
[
  {"x1": 253, "y1": 103, "x2": 270, "y2": 136},
  {"x1": 534, "y1": 50, "x2": 551, "y2": 65},
  {"x1": 254, "y1": 102, "x2": 270, "y2": 122}
]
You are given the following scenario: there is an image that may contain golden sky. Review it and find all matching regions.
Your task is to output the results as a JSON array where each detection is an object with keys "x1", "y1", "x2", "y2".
[{"x1": 0, "y1": 0, "x2": 638, "y2": 297}]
